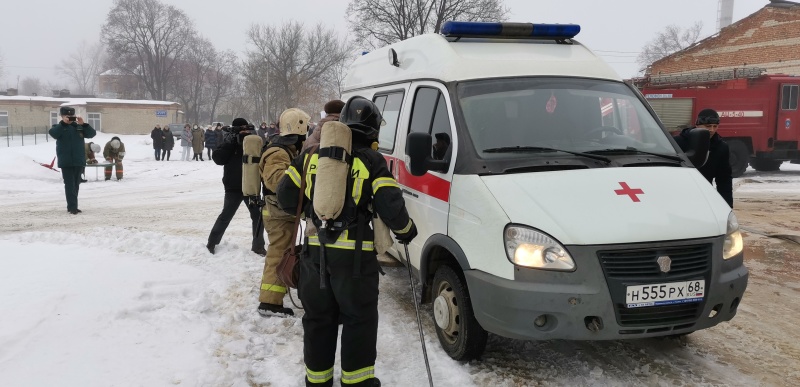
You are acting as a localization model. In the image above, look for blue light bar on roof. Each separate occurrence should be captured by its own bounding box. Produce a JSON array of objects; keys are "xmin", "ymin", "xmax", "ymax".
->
[{"xmin": 441, "ymin": 21, "xmax": 580, "ymax": 39}]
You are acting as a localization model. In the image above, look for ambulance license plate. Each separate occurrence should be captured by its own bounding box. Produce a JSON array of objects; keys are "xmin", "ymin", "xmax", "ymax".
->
[{"xmin": 625, "ymin": 280, "xmax": 705, "ymax": 308}]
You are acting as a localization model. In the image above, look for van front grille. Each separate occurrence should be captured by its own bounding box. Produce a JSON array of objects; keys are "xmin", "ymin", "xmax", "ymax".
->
[
  {"xmin": 598, "ymin": 244, "xmax": 711, "ymax": 280},
  {"xmin": 616, "ymin": 302, "xmax": 700, "ymax": 326}
]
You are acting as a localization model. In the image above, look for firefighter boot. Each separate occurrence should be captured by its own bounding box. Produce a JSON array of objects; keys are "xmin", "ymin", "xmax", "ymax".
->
[{"xmin": 257, "ymin": 302, "xmax": 294, "ymax": 317}]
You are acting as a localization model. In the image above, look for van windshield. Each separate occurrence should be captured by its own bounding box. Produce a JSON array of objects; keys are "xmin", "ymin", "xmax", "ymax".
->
[{"xmin": 456, "ymin": 78, "xmax": 676, "ymax": 161}]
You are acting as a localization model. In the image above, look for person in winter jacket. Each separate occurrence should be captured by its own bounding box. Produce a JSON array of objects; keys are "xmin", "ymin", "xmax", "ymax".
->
[
  {"xmin": 191, "ymin": 124, "xmax": 205, "ymax": 161},
  {"xmin": 103, "ymin": 137, "xmax": 126, "ymax": 180},
  {"xmin": 303, "ymin": 99, "xmax": 344, "ymax": 151},
  {"xmin": 151, "ymin": 124, "xmax": 164, "ymax": 160},
  {"xmin": 49, "ymin": 106, "xmax": 97, "ymax": 214},
  {"xmin": 181, "ymin": 124, "xmax": 193, "ymax": 161},
  {"xmin": 267, "ymin": 122, "xmax": 279, "ymax": 139},
  {"xmin": 80, "ymin": 142, "xmax": 101, "ymax": 182},
  {"xmin": 673, "ymin": 108, "xmax": 733, "ymax": 207},
  {"xmin": 257, "ymin": 122, "xmax": 269, "ymax": 143},
  {"xmin": 205, "ymin": 124, "xmax": 220, "ymax": 160},
  {"xmin": 206, "ymin": 118, "xmax": 266, "ymax": 255},
  {"xmin": 256, "ymin": 108, "xmax": 310, "ymax": 318},
  {"xmin": 161, "ymin": 126, "xmax": 175, "ymax": 161},
  {"xmin": 276, "ymin": 97, "xmax": 417, "ymax": 387}
]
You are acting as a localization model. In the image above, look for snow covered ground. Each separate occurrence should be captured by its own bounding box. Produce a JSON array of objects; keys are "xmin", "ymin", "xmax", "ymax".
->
[{"xmin": 1, "ymin": 134, "xmax": 799, "ymax": 386}]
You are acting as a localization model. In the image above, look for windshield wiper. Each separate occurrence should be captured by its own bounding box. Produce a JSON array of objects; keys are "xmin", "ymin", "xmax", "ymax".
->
[
  {"xmin": 482, "ymin": 146, "xmax": 611, "ymax": 164},
  {"xmin": 584, "ymin": 147, "xmax": 684, "ymax": 162}
]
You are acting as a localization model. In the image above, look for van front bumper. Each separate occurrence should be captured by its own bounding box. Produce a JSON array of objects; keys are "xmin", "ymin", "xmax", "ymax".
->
[{"xmin": 464, "ymin": 237, "xmax": 748, "ymax": 340}]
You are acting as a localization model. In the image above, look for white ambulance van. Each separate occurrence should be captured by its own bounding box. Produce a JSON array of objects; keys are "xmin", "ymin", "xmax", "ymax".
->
[{"xmin": 341, "ymin": 21, "xmax": 748, "ymax": 360}]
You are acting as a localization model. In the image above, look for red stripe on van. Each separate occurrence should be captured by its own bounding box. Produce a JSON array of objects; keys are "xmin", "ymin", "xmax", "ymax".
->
[{"xmin": 397, "ymin": 160, "xmax": 451, "ymax": 203}]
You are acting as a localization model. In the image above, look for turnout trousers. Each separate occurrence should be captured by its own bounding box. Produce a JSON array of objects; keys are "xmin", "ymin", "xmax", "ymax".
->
[
  {"xmin": 104, "ymin": 156, "xmax": 123, "ymax": 180},
  {"xmin": 61, "ymin": 167, "xmax": 82, "ymax": 212},
  {"xmin": 299, "ymin": 246, "xmax": 380, "ymax": 386},
  {"xmin": 259, "ymin": 201, "xmax": 295, "ymax": 304}
]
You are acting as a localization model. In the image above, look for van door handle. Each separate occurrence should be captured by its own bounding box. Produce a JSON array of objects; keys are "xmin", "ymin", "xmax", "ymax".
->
[{"xmin": 389, "ymin": 159, "xmax": 395, "ymax": 177}]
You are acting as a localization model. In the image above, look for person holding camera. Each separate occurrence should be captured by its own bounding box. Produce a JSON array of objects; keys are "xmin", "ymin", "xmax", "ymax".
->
[
  {"xmin": 49, "ymin": 106, "xmax": 97, "ymax": 214},
  {"xmin": 206, "ymin": 118, "xmax": 266, "ymax": 255}
]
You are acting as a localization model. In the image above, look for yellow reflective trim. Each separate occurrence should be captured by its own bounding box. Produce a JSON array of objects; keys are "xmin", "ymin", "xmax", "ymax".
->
[
  {"xmin": 372, "ymin": 177, "xmax": 399, "ymax": 194},
  {"xmin": 260, "ymin": 283, "xmax": 287, "ymax": 294},
  {"xmin": 351, "ymin": 158, "xmax": 370, "ymax": 179},
  {"xmin": 393, "ymin": 219, "xmax": 413, "ymax": 234},
  {"xmin": 285, "ymin": 166, "xmax": 301, "ymax": 187},
  {"xmin": 308, "ymin": 236, "xmax": 374, "ymax": 251},
  {"xmin": 305, "ymin": 154, "xmax": 319, "ymax": 198},
  {"xmin": 341, "ymin": 366, "xmax": 375, "ymax": 384},
  {"xmin": 352, "ymin": 177, "xmax": 364, "ymax": 205},
  {"xmin": 306, "ymin": 366, "xmax": 334, "ymax": 384},
  {"xmin": 262, "ymin": 208, "xmax": 269, "ymax": 216}
]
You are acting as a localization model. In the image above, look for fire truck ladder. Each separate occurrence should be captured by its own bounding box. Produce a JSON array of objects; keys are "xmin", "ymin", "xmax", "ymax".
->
[{"xmin": 645, "ymin": 67, "xmax": 766, "ymax": 87}]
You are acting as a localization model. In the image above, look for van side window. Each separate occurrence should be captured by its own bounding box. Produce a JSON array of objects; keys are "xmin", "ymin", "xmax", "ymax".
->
[
  {"xmin": 372, "ymin": 91, "xmax": 404, "ymax": 152},
  {"xmin": 782, "ymin": 85, "xmax": 799, "ymax": 110},
  {"xmin": 410, "ymin": 87, "xmax": 453, "ymax": 166}
]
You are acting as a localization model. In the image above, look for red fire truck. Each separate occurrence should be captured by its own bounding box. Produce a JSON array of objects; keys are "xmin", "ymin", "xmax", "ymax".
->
[{"xmin": 638, "ymin": 68, "xmax": 800, "ymax": 177}]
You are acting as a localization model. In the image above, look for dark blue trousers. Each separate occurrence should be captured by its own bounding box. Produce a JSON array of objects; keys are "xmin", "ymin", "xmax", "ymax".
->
[{"xmin": 61, "ymin": 167, "xmax": 82, "ymax": 212}]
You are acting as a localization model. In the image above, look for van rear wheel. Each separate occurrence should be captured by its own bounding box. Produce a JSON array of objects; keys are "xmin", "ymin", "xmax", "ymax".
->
[
  {"xmin": 749, "ymin": 157, "xmax": 782, "ymax": 172},
  {"xmin": 432, "ymin": 264, "xmax": 488, "ymax": 361}
]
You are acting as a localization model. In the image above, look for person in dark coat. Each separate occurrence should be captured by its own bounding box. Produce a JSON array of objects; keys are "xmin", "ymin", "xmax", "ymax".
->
[
  {"xmin": 161, "ymin": 126, "xmax": 174, "ymax": 161},
  {"xmin": 49, "ymin": 106, "xmax": 97, "ymax": 214},
  {"xmin": 205, "ymin": 124, "xmax": 220, "ymax": 160},
  {"xmin": 206, "ymin": 118, "xmax": 266, "ymax": 255},
  {"xmin": 151, "ymin": 124, "xmax": 164, "ymax": 160},
  {"xmin": 674, "ymin": 108, "xmax": 733, "ymax": 207}
]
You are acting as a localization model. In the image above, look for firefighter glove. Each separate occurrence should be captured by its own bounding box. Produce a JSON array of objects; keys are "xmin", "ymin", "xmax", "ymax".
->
[{"xmin": 396, "ymin": 222, "xmax": 418, "ymax": 244}]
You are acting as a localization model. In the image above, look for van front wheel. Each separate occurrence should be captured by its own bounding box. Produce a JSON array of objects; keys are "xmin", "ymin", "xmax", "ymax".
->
[{"xmin": 431, "ymin": 265, "xmax": 488, "ymax": 361}]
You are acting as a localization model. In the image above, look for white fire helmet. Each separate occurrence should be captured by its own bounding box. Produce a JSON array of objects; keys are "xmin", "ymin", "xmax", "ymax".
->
[
  {"xmin": 90, "ymin": 143, "xmax": 101, "ymax": 153},
  {"xmin": 110, "ymin": 139, "xmax": 121, "ymax": 149},
  {"xmin": 279, "ymin": 108, "xmax": 310, "ymax": 136}
]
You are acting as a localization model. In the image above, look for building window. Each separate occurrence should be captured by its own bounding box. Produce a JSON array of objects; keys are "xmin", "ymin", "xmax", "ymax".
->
[
  {"xmin": 88, "ymin": 113, "xmax": 101, "ymax": 131},
  {"xmin": 782, "ymin": 85, "xmax": 799, "ymax": 110},
  {"xmin": 0, "ymin": 111, "xmax": 8, "ymax": 128},
  {"xmin": 51, "ymin": 111, "xmax": 59, "ymax": 126}
]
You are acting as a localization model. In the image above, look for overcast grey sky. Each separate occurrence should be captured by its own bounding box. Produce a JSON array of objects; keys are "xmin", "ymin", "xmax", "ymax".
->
[{"xmin": 0, "ymin": 0, "xmax": 771, "ymax": 89}]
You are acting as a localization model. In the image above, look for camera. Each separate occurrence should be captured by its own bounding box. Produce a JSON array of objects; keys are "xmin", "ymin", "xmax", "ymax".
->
[{"xmin": 68, "ymin": 116, "xmax": 77, "ymax": 122}]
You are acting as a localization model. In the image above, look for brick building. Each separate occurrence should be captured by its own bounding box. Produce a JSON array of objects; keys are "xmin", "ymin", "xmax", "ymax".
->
[
  {"xmin": 648, "ymin": 0, "xmax": 800, "ymax": 77},
  {"xmin": 0, "ymin": 95, "xmax": 182, "ymax": 135}
]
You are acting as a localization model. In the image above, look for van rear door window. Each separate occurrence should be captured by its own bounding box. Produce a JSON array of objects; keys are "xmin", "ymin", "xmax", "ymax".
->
[{"xmin": 372, "ymin": 91, "xmax": 404, "ymax": 152}]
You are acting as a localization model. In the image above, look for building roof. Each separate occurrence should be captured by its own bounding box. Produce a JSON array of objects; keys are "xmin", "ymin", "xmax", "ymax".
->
[
  {"xmin": 0, "ymin": 95, "xmax": 179, "ymax": 106},
  {"xmin": 343, "ymin": 34, "xmax": 620, "ymax": 91},
  {"xmin": 650, "ymin": 1, "xmax": 800, "ymax": 75}
]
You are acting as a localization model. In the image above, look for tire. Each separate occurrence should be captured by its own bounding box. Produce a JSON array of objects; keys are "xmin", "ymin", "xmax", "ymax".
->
[
  {"xmin": 431, "ymin": 264, "xmax": 488, "ymax": 361},
  {"xmin": 749, "ymin": 157, "xmax": 782, "ymax": 172},
  {"xmin": 727, "ymin": 140, "xmax": 749, "ymax": 178}
]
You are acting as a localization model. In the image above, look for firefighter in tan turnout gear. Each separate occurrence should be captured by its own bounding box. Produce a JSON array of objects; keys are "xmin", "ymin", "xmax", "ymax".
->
[
  {"xmin": 276, "ymin": 96, "xmax": 417, "ymax": 387},
  {"xmin": 256, "ymin": 108, "xmax": 311, "ymax": 317},
  {"xmin": 103, "ymin": 137, "xmax": 125, "ymax": 180}
]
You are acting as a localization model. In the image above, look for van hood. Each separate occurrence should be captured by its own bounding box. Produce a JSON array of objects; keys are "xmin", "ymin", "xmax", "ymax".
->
[{"xmin": 480, "ymin": 167, "xmax": 730, "ymax": 245}]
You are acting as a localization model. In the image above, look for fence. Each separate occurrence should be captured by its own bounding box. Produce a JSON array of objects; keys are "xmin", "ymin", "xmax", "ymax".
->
[{"xmin": 1, "ymin": 126, "xmax": 52, "ymax": 148}]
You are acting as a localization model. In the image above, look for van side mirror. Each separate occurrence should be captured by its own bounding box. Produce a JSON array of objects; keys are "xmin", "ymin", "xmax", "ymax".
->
[
  {"xmin": 406, "ymin": 132, "xmax": 449, "ymax": 176},
  {"xmin": 684, "ymin": 128, "xmax": 711, "ymax": 167}
]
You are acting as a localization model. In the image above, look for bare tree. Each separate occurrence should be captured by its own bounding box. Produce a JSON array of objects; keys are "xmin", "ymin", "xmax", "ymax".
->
[
  {"xmin": 637, "ymin": 22, "xmax": 704, "ymax": 73},
  {"xmin": 19, "ymin": 77, "xmax": 45, "ymax": 96},
  {"xmin": 245, "ymin": 22, "xmax": 353, "ymax": 122},
  {"xmin": 206, "ymin": 50, "xmax": 238, "ymax": 124},
  {"xmin": 172, "ymin": 36, "xmax": 216, "ymax": 123},
  {"xmin": 56, "ymin": 41, "xmax": 107, "ymax": 95},
  {"xmin": 346, "ymin": 0, "xmax": 509, "ymax": 49},
  {"xmin": 102, "ymin": 0, "xmax": 194, "ymax": 100}
]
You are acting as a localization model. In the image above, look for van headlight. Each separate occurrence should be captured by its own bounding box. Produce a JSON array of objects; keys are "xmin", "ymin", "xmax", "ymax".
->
[
  {"xmin": 504, "ymin": 225, "xmax": 575, "ymax": 271},
  {"xmin": 723, "ymin": 212, "xmax": 744, "ymax": 260}
]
